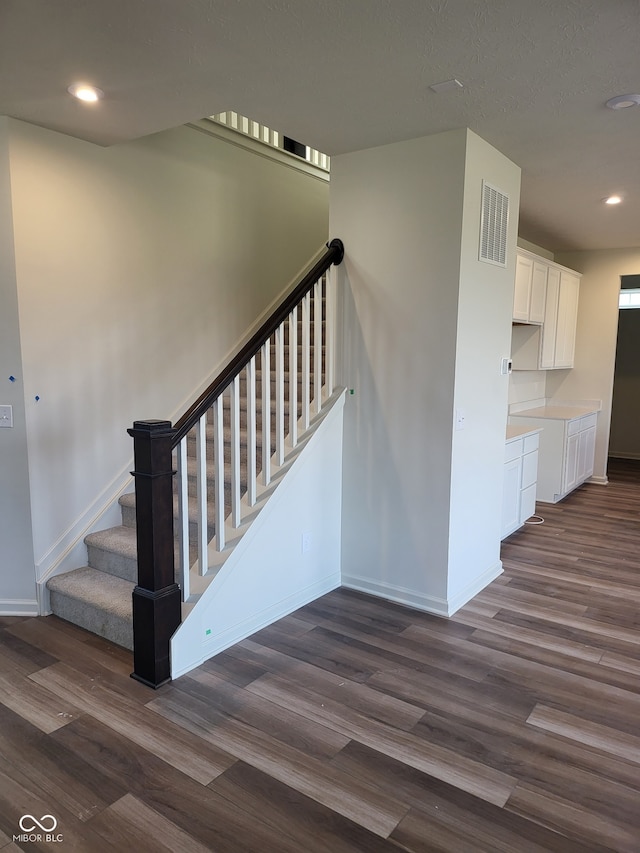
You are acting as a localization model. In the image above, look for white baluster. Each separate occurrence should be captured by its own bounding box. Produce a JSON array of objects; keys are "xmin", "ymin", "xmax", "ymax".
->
[
  {"xmin": 261, "ymin": 340, "xmax": 271, "ymax": 486},
  {"xmin": 213, "ymin": 395, "xmax": 225, "ymax": 551},
  {"xmin": 289, "ymin": 306, "xmax": 298, "ymax": 448},
  {"xmin": 177, "ymin": 437, "xmax": 189, "ymax": 600},
  {"xmin": 196, "ymin": 413, "xmax": 208, "ymax": 576},
  {"xmin": 314, "ymin": 277, "xmax": 322, "ymax": 413},
  {"xmin": 301, "ymin": 292, "xmax": 311, "ymax": 430},
  {"xmin": 230, "ymin": 374, "xmax": 241, "ymax": 528},
  {"xmin": 326, "ymin": 266, "xmax": 335, "ymax": 396},
  {"xmin": 275, "ymin": 322, "xmax": 285, "ymax": 466},
  {"xmin": 247, "ymin": 356, "xmax": 257, "ymax": 506}
]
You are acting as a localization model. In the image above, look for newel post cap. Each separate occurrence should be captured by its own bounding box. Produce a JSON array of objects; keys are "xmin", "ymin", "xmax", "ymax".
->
[{"xmin": 128, "ymin": 419, "xmax": 174, "ymax": 439}]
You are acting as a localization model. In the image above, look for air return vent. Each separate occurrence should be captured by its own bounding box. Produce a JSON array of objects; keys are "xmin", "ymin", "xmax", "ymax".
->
[{"xmin": 479, "ymin": 180, "xmax": 509, "ymax": 267}]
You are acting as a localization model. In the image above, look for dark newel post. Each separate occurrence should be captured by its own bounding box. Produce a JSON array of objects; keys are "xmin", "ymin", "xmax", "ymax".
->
[{"xmin": 127, "ymin": 419, "xmax": 181, "ymax": 688}]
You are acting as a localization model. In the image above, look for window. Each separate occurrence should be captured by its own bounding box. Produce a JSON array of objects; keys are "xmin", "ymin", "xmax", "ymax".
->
[{"xmin": 618, "ymin": 288, "xmax": 640, "ymax": 309}]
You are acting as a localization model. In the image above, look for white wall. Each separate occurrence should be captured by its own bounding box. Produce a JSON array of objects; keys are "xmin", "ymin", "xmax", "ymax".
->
[
  {"xmin": 331, "ymin": 130, "xmax": 463, "ymax": 609},
  {"xmin": 550, "ymin": 248, "xmax": 640, "ymax": 479},
  {"xmin": 331, "ymin": 128, "xmax": 520, "ymax": 615},
  {"xmin": 0, "ymin": 118, "xmax": 36, "ymax": 612},
  {"xmin": 448, "ymin": 131, "xmax": 521, "ymax": 604},
  {"xmin": 4, "ymin": 117, "xmax": 329, "ymax": 599}
]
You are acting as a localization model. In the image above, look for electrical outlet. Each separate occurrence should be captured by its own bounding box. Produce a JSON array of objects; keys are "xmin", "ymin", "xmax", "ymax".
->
[
  {"xmin": 500, "ymin": 357, "xmax": 512, "ymax": 375},
  {"xmin": 0, "ymin": 405, "xmax": 13, "ymax": 428}
]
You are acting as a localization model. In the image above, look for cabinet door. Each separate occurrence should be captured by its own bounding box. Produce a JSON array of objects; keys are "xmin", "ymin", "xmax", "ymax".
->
[
  {"xmin": 529, "ymin": 261, "xmax": 547, "ymax": 324},
  {"xmin": 502, "ymin": 458, "xmax": 521, "ymax": 538},
  {"xmin": 555, "ymin": 272, "xmax": 580, "ymax": 368},
  {"xmin": 581, "ymin": 425, "xmax": 596, "ymax": 481},
  {"xmin": 585, "ymin": 427, "xmax": 596, "ymax": 478},
  {"xmin": 513, "ymin": 255, "xmax": 533, "ymax": 322},
  {"xmin": 563, "ymin": 431, "xmax": 579, "ymax": 494},
  {"xmin": 540, "ymin": 267, "xmax": 560, "ymax": 369}
]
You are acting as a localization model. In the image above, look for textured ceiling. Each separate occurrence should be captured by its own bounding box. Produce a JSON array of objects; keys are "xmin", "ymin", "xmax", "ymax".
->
[{"xmin": 1, "ymin": 0, "xmax": 639, "ymax": 251}]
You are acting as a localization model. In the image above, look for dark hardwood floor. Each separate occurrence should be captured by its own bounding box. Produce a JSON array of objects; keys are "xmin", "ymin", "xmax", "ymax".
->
[{"xmin": 1, "ymin": 459, "xmax": 639, "ymax": 851}]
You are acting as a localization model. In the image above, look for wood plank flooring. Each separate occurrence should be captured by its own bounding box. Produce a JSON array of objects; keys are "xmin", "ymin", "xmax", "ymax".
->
[{"xmin": 1, "ymin": 458, "xmax": 639, "ymax": 851}]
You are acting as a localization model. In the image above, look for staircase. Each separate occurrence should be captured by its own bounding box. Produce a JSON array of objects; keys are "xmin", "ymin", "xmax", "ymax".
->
[{"xmin": 46, "ymin": 241, "xmax": 343, "ymax": 675}]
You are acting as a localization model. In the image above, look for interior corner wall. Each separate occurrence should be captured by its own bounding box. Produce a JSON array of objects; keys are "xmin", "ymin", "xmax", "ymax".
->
[
  {"xmin": 6, "ymin": 117, "xmax": 329, "ymax": 586},
  {"xmin": 550, "ymin": 248, "xmax": 640, "ymax": 478},
  {"xmin": 448, "ymin": 130, "xmax": 521, "ymax": 605},
  {"xmin": 330, "ymin": 129, "xmax": 466, "ymax": 612},
  {"xmin": 0, "ymin": 117, "xmax": 36, "ymax": 611}
]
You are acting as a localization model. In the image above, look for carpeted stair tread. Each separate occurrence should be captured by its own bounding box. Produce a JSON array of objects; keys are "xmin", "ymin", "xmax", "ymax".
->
[
  {"xmin": 85, "ymin": 525, "xmax": 138, "ymax": 581},
  {"xmin": 47, "ymin": 567, "xmax": 134, "ymax": 650}
]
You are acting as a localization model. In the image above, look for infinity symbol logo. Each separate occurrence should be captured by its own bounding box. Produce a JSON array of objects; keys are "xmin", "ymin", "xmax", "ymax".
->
[{"xmin": 19, "ymin": 815, "xmax": 58, "ymax": 832}]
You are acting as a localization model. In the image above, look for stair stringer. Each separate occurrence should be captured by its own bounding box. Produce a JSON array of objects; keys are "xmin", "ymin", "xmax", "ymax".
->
[{"xmin": 170, "ymin": 389, "xmax": 346, "ymax": 680}]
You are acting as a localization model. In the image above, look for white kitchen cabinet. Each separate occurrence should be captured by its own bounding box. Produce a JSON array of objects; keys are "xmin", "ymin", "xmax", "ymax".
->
[
  {"xmin": 512, "ymin": 254, "xmax": 546, "ymax": 324},
  {"xmin": 513, "ymin": 254, "xmax": 533, "ymax": 322},
  {"xmin": 539, "ymin": 266, "xmax": 560, "ymax": 369},
  {"xmin": 502, "ymin": 457, "xmax": 521, "ymax": 537},
  {"xmin": 511, "ymin": 251, "xmax": 580, "ymax": 370},
  {"xmin": 529, "ymin": 261, "xmax": 548, "ymax": 324},
  {"xmin": 508, "ymin": 408, "xmax": 597, "ymax": 503},
  {"xmin": 502, "ymin": 430, "xmax": 540, "ymax": 539},
  {"xmin": 554, "ymin": 271, "xmax": 580, "ymax": 368}
]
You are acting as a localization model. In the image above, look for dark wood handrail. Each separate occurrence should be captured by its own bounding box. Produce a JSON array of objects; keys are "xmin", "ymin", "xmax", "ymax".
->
[{"xmin": 172, "ymin": 238, "xmax": 344, "ymax": 446}]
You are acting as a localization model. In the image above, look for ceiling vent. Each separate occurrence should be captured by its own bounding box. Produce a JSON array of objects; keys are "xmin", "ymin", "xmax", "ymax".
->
[{"xmin": 479, "ymin": 181, "xmax": 509, "ymax": 267}]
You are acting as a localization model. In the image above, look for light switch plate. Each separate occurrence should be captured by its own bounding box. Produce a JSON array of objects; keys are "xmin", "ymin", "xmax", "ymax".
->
[{"xmin": 0, "ymin": 405, "xmax": 13, "ymax": 428}]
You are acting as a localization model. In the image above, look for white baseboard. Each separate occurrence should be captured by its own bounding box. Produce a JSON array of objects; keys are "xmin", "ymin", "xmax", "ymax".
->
[
  {"xmin": 0, "ymin": 599, "xmax": 39, "ymax": 616},
  {"xmin": 342, "ymin": 575, "xmax": 451, "ymax": 617},
  {"xmin": 588, "ymin": 475, "xmax": 609, "ymax": 485},
  {"xmin": 342, "ymin": 561, "xmax": 503, "ymax": 619}
]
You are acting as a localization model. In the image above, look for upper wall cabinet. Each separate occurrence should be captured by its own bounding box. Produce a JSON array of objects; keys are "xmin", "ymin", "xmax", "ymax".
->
[
  {"xmin": 511, "ymin": 250, "xmax": 581, "ymax": 370},
  {"xmin": 513, "ymin": 254, "xmax": 547, "ymax": 324}
]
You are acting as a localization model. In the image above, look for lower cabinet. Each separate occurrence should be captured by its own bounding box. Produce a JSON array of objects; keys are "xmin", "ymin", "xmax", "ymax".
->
[
  {"xmin": 565, "ymin": 416, "xmax": 596, "ymax": 493},
  {"xmin": 502, "ymin": 432, "xmax": 539, "ymax": 539},
  {"xmin": 508, "ymin": 411, "xmax": 597, "ymax": 503}
]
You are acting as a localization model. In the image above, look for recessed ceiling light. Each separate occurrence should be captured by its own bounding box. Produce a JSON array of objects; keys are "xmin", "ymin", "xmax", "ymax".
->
[
  {"xmin": 604, "ymin": 195, "xmax": 622, "ymax": 205},
  {"xmin": 67, "ymin": 83, "xmax": 104, "ymax": 103},
  {"xmin": 605, "ymin": 94, "xmax": 640, "ymax": 110}
]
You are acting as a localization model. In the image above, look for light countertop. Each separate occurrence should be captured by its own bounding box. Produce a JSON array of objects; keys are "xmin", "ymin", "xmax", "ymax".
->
[
  {"xmin": 510, "ymin": 404, "xmax": 599, "ymax": 421},
  {"xmin": 506, "ymin": 424, "xmax": 543, "ymax": 441}
]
